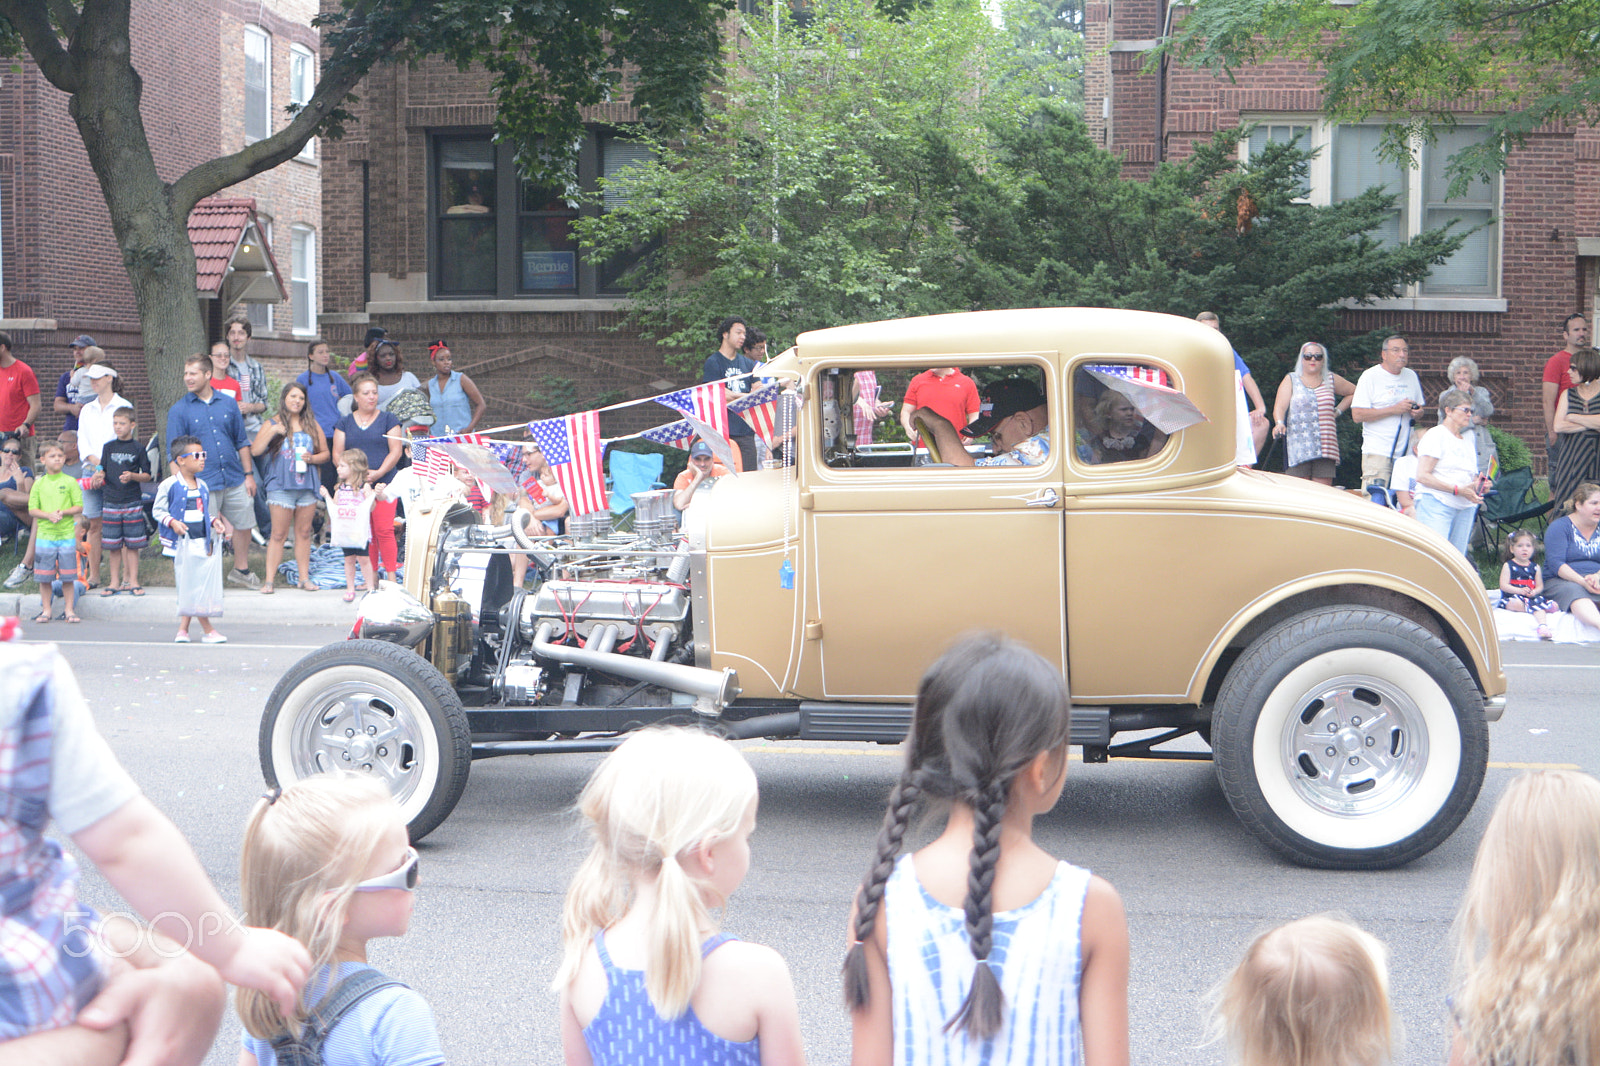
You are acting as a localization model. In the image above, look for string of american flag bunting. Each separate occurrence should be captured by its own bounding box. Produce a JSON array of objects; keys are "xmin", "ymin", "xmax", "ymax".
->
[{"xmin": 407, "ymin": 370, "xmax": 799, "ymax": 520}]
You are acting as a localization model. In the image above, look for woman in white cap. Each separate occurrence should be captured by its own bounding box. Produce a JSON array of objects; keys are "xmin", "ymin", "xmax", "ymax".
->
[{"xmin": 75, "ymin": 354, "xmax": 131, "ymax": 589}]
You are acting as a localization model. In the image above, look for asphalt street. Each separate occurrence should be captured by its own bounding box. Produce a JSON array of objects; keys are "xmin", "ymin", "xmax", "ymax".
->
[{"xmin": 31, "ymin": 621, "xmax": 1600, "ymax": 1065}]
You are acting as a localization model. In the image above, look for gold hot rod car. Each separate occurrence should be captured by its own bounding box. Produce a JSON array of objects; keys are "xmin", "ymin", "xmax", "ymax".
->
[{"xmin": 262, "ymin": 308, "xmax": 1507, "ymax": 869}]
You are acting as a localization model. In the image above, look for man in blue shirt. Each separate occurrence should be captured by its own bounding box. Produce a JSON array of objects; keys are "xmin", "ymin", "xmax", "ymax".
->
[{"xmin": 165, "ymin": 353, "xmax": 260, "ymax": 587}]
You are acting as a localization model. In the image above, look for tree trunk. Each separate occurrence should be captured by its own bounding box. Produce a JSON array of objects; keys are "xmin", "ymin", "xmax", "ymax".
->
[{"xmin": 66, "ymin": 2, "xmax": 207, "ymax": 433}]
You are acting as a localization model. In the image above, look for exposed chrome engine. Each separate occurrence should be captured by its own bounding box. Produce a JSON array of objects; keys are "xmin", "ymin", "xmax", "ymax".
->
[{"xmin": 356, "ymin": 492, "xmax": 738, "ymax": 716}]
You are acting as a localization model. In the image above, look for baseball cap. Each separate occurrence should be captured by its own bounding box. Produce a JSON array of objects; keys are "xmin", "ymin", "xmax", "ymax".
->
[
  {"xmin": 70, "ymin": 334, "xmax": 96, "ymax": 348},
  {"xmin": 83, "ymin": 365, "xmax": 116, "ymax": 380},
  {"xmin": 962, "ymin": 379, "xmax": 1047, "ymax": 438},
  {"xmin": 689, "ymin": 440, "xmax": 715, "ymax": 458}
]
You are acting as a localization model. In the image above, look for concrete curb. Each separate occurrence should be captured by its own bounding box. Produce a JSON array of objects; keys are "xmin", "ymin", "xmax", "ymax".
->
[{"xmin": 0, "ymin": 584, "xmax": 362, "ymax": 624}]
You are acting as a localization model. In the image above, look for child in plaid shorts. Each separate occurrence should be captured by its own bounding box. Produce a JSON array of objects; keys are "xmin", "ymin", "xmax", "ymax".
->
[{"xmin": 0, "ymin": 636, "xmax": 311, "ymax": 1044}]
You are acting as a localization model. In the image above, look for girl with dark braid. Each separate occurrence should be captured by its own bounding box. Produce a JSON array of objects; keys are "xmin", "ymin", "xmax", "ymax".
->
[{"xmin": 843, "ymin": 634, "xmax": 1129, "ymax": 1065}]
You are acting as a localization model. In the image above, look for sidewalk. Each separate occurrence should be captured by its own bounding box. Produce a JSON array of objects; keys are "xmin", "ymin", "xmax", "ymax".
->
[{"xmin": 0, "ymin": 583, "xmax": 362, "ymax": 625}]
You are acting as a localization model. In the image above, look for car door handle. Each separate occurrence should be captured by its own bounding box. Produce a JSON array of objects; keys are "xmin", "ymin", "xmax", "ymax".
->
[{"xmin": 1026, "ymin": 489, "xmax": 1060, "ymax": 508}]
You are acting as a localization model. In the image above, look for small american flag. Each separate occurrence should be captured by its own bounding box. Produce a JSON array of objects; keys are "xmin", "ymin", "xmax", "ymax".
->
[
  {"xmin": 1087, "ymin": 364, "xmax": 1170, "ymax": 388},
  {"xmin": 641, "ymin": 419, "xmax": 696, "ymax": 450},
  {"xmin": 525, "ymin": 413, "xmax": 607, "ymax": 516},
  {"xmin": 729, "ymin": 382, "xmax": 784, "ymax": 447},
  {"xmin": 656, "ymin": 382, "xmax": 728, "ymax": 439},
  {"xmin": 410, "ymin": 440, "xmax": 452, "ymax": 486}
]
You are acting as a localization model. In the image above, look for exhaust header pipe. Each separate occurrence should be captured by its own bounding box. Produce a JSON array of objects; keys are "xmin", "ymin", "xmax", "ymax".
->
[{"xmin": 530, "ymin": 623, "xmax": 739, "ymax": 715}]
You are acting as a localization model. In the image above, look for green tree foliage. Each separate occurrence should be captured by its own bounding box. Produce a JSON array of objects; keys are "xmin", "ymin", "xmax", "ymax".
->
[
  {"xmin": 1165, "ymin": 0, "xmax": 1600, "ymax": 191},
  {"xmin": 0, "ymin": 0, "xmax": 730, "ymax": 419},
  {"xmin": 575, "ymin": 0, "xmax": 1044, "ymax": 371},
  {"xmin": 931, "ymin": 106, "xmax": 1470, "ymax": 389},
  {"xmin": 1000, "ymin": 0, "xmax": 1085, "ymax": 114}
]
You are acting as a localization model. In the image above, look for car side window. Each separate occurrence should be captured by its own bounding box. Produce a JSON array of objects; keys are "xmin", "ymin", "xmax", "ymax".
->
[
  {"xmin": 819, "ymin": 364, "xmax": 1049, "ymax": 469},
  {"xmin": 1072, "ymin": 363, "xmax": 1173, "ymax": 465}
]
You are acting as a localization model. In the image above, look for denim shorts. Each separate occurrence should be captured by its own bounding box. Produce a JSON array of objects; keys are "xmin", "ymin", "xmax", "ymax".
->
[
  {"xmin": 267, "ymin": 489, "xmax": 318, "ymax": 509},
  {"xmin": 80, "ymin": 487, "xmax": 102, "ymax": 520},
  {"xmin": 32, "ymin": 538, "xmax": 78, "ymax": 580}
]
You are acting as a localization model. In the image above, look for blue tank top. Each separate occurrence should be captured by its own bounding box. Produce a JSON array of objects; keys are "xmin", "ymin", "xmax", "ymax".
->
[
  {"xmin": 582, "ymin": 929, "xmax": 762, "ymax": 1066},
  {"xmin": 427, "ymin": 372, "xmax": 473, "ymax": 435}
]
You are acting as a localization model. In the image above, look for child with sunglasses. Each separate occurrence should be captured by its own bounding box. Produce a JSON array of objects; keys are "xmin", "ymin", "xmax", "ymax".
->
[
  {"xmin": 238, "ymin": 775, "xmax": 443, "ymax": 1066},
  {"xmin": 152, "ymin": 435, "xmax": 231, "ymax": 643}
]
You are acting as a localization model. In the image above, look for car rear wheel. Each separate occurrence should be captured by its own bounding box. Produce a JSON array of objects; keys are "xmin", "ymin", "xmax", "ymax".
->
[
  {"xmin": 260, "ymin": 639, "xmax": 472, "ymax": 841},
  {"xmin": 1212, "ymin": 607, "xmax": 1488, "ymax": 870}
]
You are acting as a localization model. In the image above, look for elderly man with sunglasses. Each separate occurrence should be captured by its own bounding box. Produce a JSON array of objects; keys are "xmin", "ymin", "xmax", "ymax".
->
[{"xmin": 1351, "ymin": 336, "xmax": 1425, "ymax": 491}]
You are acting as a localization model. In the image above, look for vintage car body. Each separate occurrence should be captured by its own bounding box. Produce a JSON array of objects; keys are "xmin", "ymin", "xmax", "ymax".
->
[{"xmin": 263, "ymin": 307, "xmax": 1506, "ymax": 869}]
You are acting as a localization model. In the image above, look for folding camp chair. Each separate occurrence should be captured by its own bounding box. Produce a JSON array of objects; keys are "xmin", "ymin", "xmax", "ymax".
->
[
  {"xmin": 1473, "ymin": 466, "xmax": 1553, "ymax": 557},
  {"xmin": 608, "ymin": 450, "xmax": 666, "ymax": 514}
]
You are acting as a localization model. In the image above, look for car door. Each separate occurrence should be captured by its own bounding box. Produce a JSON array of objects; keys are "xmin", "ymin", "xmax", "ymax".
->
[{"xmin": 800, "ymin": 358, "xmax": 1067, "ymax": 700}]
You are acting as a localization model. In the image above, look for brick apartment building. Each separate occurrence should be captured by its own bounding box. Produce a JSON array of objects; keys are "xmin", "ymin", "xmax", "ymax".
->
[
  {"xmin": 1086, "ymin": 0, "xmax": 1600, "ymax": 465},
  {"xmin": 0, "ymin": 0, "xmax": 321, "ymax": 433},
  {"xmin": 316, "ymin": 46, "xmax": 686, "ymax": 436}
]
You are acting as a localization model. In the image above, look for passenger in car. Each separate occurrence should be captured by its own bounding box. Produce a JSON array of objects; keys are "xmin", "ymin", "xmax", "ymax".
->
[
  {"xmin": 1087, "ymin": 392, "xmax": 1166, "ymax": 464},
  {"xmin": 913, "ymin": 380, "xmax": 1051, "ymax": 468},
  {"xmin": 672, "ymin": 440, "xmax": 730, "ymax": 511}
]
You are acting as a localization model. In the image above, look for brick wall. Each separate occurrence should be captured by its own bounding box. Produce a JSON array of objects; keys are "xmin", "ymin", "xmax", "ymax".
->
[
  {"xmin": 317, "ymin": 13, "xmax": 699, "ymax": 427},
  {"xmin": 0, "ymin": 0, "xmax": 321, "ymax": 438},
  {"xmin": 1083, "ymin": 0, "xmax": 1600, "ymax": 470}
]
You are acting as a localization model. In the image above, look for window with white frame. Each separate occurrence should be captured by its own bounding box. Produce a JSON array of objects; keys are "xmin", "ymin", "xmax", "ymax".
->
[
  {"xmin": 290, "ymin": 45, "xmax": 315, "ymax": 160},
  {"xmin": 244, "ymin": 26, "xmax": 271, "ymax": 144},
  {"xmin": 291, "ymin": 226, "xmax": 316, "ymax": 334},
  {"xmin": 1242, "ymin": 118, "xmax": 1501, "ymax": 298}
]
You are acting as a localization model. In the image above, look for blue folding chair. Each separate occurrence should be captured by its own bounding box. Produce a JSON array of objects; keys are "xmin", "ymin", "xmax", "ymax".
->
[{"xmin": 608, "ymin": 450, "xmax": 666, "ymax": 514}]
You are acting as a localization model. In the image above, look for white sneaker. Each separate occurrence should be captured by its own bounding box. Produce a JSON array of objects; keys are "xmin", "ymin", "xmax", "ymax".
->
[
  {"xmin": 200, "ymin": 631, "xmax": 228, "ymax": 644},
  {"xmin": 3, "ymin": 562, "xmax": 28, "ymax": 589},
  {"xmin": 174, "ymin": 629, "xmax": 191, "ymax": 643}
]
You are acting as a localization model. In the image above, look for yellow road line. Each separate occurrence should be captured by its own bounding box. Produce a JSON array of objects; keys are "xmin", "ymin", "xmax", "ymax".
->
[
  {"xmin": 739, "ymin": 745, "xmax": 1093, "ymax": 761},
  {"xmin": 740, "ymin": 746, "xmax": 1582, "ymax": 772},
  {"xmin": 1488, "ymin": 761, "xmax": 1582, "ymax": 770}
]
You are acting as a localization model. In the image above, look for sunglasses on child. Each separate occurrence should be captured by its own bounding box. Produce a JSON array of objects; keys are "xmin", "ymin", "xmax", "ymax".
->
[
  {"xmin": 354, "ymin": 846, "xmax": 420, "ymax": 892},
  {"xmin": 179, "ymin": 450, "xmax": 206, "ymax": 461}
]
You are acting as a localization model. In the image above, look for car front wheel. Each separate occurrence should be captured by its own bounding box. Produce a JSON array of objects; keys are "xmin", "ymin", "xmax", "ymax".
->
[
  {"xmin": 260, "ymin": 639, "xmax": 472, "ymax": 841},
  {"xmin": 1212, "ymin": 607, "xmax": 1488, "ymax": 870}
]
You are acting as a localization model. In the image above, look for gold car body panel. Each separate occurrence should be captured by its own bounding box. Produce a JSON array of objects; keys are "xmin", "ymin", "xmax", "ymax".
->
[{"xmin": 551, "ymin": 308, "xmax": 1504, "ymax": 710}]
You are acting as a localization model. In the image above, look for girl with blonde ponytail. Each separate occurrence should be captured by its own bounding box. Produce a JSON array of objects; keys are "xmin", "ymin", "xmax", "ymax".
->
[
  {"xmin": 843, "ymin": 633, "xmax": 1130, "ymax": 1066},
  {"xmin": 238, "ymin": 774, "xmax": 442, "ymax": 1065},
  {"xmin": 555, "ymin": 726, "xmax": 805, "ymax": 1066}
]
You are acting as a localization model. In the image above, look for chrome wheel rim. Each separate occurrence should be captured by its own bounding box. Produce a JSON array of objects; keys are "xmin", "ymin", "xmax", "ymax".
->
[
  {"xmin": 1279, "ymin": 673, "xmax": 1429, "ymax": 818},
  {"xmin": 287, "ymin": 680, "xmax": 432, "ymax": 807}
]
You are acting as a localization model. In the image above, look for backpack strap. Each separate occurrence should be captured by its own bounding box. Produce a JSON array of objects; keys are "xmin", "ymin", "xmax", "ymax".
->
[{"xmin": 269, "ymin": 967, "xmax": 408, "ymax": 1064}]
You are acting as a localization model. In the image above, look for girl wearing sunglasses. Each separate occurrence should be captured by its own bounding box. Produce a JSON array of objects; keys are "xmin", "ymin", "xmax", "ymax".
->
[{"xmin": 237, "ymin": 775, "xmax": 443, "ymax": 1066}]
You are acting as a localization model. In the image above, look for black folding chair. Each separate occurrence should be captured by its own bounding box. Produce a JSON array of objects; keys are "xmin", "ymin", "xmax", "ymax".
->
[{"xmin": 1473, "ymin": 466, "xmax": 1553, "ymax": 557}]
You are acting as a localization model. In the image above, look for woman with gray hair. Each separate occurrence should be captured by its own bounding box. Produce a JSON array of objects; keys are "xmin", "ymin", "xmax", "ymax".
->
[
  {"xmin": 1437, "ymin": 356, "xmax": 1496, "ymax": 475},
  {"xmin": 1414, "ymin": 388, "xmax": 1487, "ymax": 554},
  {"xmin": 1271, "ymin": 341, "xmax": 1355, "ymax": 484}
]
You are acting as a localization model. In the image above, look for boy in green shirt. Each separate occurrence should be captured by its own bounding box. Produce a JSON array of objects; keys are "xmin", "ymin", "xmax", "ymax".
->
[{"xmin": 28, "ymin": 441, "xmax": 83, "ymax": 622}]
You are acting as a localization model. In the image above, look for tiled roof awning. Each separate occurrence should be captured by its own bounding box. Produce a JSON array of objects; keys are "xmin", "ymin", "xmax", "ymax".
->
[{"xmin": 189, "ymin": 196, "xmax": 287, "ymax": 306}]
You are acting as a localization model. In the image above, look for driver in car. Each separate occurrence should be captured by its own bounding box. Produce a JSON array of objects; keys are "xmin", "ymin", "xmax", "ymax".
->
[{"xmin": 912, "ymin": 379, "xmax": 1050, "ymax": 467}]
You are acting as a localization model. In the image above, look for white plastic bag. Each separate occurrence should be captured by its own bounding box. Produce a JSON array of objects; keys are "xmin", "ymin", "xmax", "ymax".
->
[{"xmin": 174, "ymin": 541, "xmax": 224, "ymax": 617}]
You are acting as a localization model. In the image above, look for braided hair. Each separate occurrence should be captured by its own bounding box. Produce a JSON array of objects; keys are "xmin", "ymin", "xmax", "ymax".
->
[{"xmin": 843, "ymin": 633, "xmax": 1071, "ymax": 1040}]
